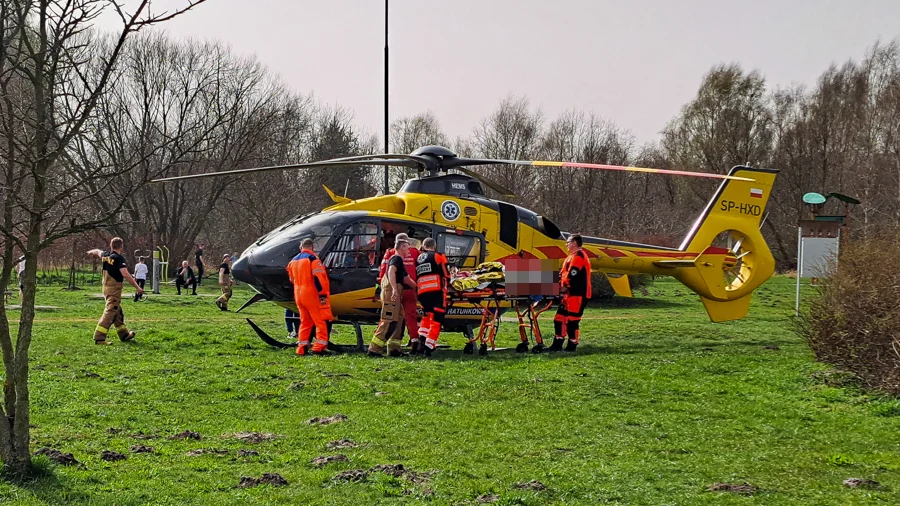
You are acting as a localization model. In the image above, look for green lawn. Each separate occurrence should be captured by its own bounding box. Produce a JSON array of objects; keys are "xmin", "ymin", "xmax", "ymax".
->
[{"xmin": 1, "ymin": 276, "xmax": 898, "ymax": 505}]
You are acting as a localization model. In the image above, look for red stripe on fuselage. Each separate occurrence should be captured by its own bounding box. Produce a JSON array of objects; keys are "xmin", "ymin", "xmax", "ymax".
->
[
  {"xmin": 633, "ymin": 251, "xmax": 695, "ymax": 258},
  {"xmin": 537, "ymin": 246, "xmax": 568, "ymax": 259}
]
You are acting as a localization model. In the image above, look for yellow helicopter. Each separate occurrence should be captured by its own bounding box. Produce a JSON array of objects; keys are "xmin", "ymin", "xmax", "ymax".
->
[{"xmin": 155, "ymin": 145, "xmax": 777, "ymax": 349}]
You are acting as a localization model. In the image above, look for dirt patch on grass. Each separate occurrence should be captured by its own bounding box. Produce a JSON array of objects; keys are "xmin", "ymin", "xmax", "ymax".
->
[
  {"xmin": 237, "ymin": 449, "xmax": 259, "ymax": 457},
  {"xmin": 308, "ymin": 414, "xmax": 348, "ymax": 426},
  {"xmin": 326, "ymin": 439, "xmax": 359, "ymax": 450},
  {"xmin": 515, "ymin": 480, "xmax": 547, "ymax": 491},
  {"xmin": 168, "ymin": 430, "xmax": 202, "ymax": 440},
  {"xmin": 186, "ymin": 448, "xmax": 229, "ymax": 457},
  {"xmin": 238, "ymin": 473, "xmax": 288, "ymax": 488},
  {"xmin": 34, "ymin": 448, "xmax": 79, "ymax": 466},
  {"xmin": 130, "ymin": 432, "xmax": 158, "ymax": 440},
  {"xmin": 372, "ymin": 464, "xmax": 406, "ymax": 477},
  {"xmin": 130, "ymin": 445, "xmax": 155, "ymax": 454},
  {"xmin": 322, "ymin": 372, "xmax": 352, "ymax": 378},
  {"xmin": 333, "ymin": 469, "xmax": 369, "ymax": 482},
  {"xmin": 311, "ymin": 454, "xmax": 349, "ymax": 467},
  {"xmin": 369, "ymin": 464, "xmax": 434, "ymax": 485},
  {"xmin": 100, "ymin": 450, "xmax": 127, "ymax": 462},
  {"xmin": 223, "ymin": 432, "xmax": 281, "ymax": 443},
  {"xmin": 844, "ymin": 478, "xmax": 880, "ymax": 489},
  {"xmin": 706, "ymin": 482, "xmax": 755, "ymax": 495},
  {"xmin": 476, "ymin": 494, "xmax": 499, "ymax": 503}
]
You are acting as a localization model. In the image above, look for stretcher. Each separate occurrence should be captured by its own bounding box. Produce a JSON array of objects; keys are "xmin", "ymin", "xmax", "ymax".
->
[{"xmin": 447, "ymin": 283, "xmax": 558, "ymax": 355}]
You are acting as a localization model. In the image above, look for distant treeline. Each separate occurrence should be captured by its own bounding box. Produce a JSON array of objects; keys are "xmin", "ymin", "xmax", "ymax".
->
[{"xmin": 19, "ymin": 33, "xmax": 900, "ymax": 270}]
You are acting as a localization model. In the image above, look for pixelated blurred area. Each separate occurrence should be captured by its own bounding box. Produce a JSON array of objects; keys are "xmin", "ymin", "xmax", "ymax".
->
[{"xmin": 504, "ymin": 258, "xmax": 560, "ymax": 296}]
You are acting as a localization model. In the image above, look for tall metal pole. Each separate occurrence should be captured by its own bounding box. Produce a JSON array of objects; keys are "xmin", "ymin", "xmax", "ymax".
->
[
  {"xmin": 795, "ymin": 225, "xmax": 802, "ymax": 316},
  {"xmin": 383, "ymin": 0, "xmax": 389, "ymax": 194}
]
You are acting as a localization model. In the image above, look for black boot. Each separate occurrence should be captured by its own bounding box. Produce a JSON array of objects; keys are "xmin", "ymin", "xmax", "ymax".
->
[
  {"xmin": 564, "ymin": 340, "xmax": 578, "ymax": 353},
  {"xmin": 424, "ymin": 345, "xmax": 434, "ymax": 357},
  {"xmin": 547, "ymin": 338, "xmax": 564, "ymax": 352}
]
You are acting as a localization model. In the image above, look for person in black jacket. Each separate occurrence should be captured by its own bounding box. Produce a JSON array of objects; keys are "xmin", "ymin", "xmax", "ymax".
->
[
  {"xmin": 175, "ymin": 260, "xmax": 197, "ymax": 295},
  {"xmin": 195, "ymin": 244, "xmax": 205, "ymax": 285}
]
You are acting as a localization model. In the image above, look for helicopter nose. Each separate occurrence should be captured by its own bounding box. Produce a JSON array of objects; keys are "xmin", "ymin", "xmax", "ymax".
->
[{"xmin": 232, "ymin": 255, "xmax": 254, "ymax": 285}]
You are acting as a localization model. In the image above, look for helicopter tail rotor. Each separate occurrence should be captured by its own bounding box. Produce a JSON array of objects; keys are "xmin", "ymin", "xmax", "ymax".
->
[{"xmin": 667, "ymin": 166, "xmax": 778, "ymax": 322}]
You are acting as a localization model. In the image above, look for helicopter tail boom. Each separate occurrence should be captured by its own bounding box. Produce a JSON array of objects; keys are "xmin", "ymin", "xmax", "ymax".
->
[{"xmin": 671, "ymin": 166, "xmax": 778, "ymax": 321}]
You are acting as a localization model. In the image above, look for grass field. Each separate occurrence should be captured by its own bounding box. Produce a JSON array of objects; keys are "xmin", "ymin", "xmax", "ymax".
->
[{"xmin": 1, "ymin": 276, "xmax": 898, "ymax": 505}]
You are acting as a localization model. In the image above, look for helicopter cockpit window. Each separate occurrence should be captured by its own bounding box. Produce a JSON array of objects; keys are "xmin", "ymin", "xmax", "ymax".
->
[
  {"xmin": 437, "ymin": 233, "xmax": 482, "ymax": 268},
  {"xmin": 297, "ymin": 226, "xmax": 333, "ymax": 253},
  {"xmin": 323, "ymin": 222, "xmax": 379, "ymax": 269}
]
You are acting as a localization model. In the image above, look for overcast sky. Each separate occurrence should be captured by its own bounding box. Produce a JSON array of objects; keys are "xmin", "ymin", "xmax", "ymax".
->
[{"xmin": 99, "ymin": 0, "xmax": 900, "ymax": 147}]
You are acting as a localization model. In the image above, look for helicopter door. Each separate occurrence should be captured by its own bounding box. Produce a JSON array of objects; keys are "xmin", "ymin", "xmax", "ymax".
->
[
  {"xmin": 436, "ymin": 232, "xmax": 484, "ymax": 269},
  {"xmin": 379, "ymin": 220, "xmax": 434, "ymax": 260},
  {"xmin": 322, "ymin": 221, "xmax": 379, "ymax": 295}
]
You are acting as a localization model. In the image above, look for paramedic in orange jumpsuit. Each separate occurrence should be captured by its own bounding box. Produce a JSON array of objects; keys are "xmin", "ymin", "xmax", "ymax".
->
[
  {"xmin": 415, "ymin": 237, "xmax": 451, "ymax": 356},
  {"xmin": 550, "ymin": 233, "xmax": 592, "ymax": 353},
  {"xmin": 286, "ymin": 238, "xmax": 331, "ymax": 355},
  {"xmin": 377, "ymin": 232, "xmax": 420, "ymax": 347}
]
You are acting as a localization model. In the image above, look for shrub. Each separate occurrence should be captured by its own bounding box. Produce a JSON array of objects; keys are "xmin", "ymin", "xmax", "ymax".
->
[{"xmin": 797, "ymin": 237, "xmax": 900, "ymax": 395}]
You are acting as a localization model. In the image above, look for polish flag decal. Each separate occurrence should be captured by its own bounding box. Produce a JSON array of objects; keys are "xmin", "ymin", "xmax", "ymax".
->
[{"xmin": 750, "ymin": 188, "xmax": 763, "ymax": 198}]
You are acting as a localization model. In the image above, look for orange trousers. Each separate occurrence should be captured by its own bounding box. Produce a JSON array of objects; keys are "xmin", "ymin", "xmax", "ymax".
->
[{"xmin": 294, "ymin": 289, "xmax": 328, "ymax": 354}]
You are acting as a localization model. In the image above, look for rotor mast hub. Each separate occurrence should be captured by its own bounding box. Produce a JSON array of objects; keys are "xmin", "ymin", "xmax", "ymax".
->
[{"xmin": 410, "ymin": 145, "xmax": 458, "ymax": 176}]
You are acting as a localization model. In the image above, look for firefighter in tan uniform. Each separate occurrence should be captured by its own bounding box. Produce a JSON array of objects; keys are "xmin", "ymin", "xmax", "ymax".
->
[
  {"xmin": 215, "ymin": 254, "xmax": 233, "ymax": 311},
  {"xmin": 368, "ymin": 237, "xmax": 417, "ymax": 357},
  {"xmin": 88, "ymin": 237, "xmax": 143, "ymax": 345}
]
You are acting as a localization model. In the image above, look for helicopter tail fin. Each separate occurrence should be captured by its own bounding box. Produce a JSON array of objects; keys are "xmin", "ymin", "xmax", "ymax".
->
[
  {"xmin": 673, "ymin": 166, "xmax": 778, "ymax": 321},
  {"xmin": 323, "ymin": 185, "xmax": 352, "ymax": 205}
]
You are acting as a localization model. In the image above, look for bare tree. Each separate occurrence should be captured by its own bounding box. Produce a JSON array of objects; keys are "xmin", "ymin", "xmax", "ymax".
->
[
  {"xmin": 389, "ymin": 110, "xmax": 447, "ymax": 187},
  {"xmin": 663, "ymin": 63, "xmax": 773, "ymax": 206},
  {"xmin": 0, "ymin": 0, "xmax": 207, "ymax": 476},
  {"xmin": 470, "ymin": 95, "xmax": 543, "ymax": 204},
  {"xmin": 81, "ymin": 33, "xmax": 302, "ymax": 266},
  {"xmin": 537, "ymin": 110, "xmax": 635, "ymax": 237},
  {"xmin": 298, "ymin": 105, "xmax": 376, "ymax": 208}
]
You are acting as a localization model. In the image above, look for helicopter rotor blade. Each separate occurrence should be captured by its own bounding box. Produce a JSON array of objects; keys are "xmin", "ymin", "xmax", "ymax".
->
[
  {"xmin": 454, "ymin": 167, "xmax": 517, "ymax": 198},
  {"xmin": 450, "ymin": 158, "xmax": 756, "ymax": 182},
  {"xmin": 151, "ymin": 157, "xmax": 428, "ymax": 183}
]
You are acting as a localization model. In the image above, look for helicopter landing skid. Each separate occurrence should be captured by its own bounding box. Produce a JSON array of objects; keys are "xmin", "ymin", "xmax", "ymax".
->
[
  {"xmin": 245, "ymin": 318, "xmax": 358, "ymax": 353},
  {"xmin": 246, "ymin": 318, "xmax": 295, "ymax": 348}
]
